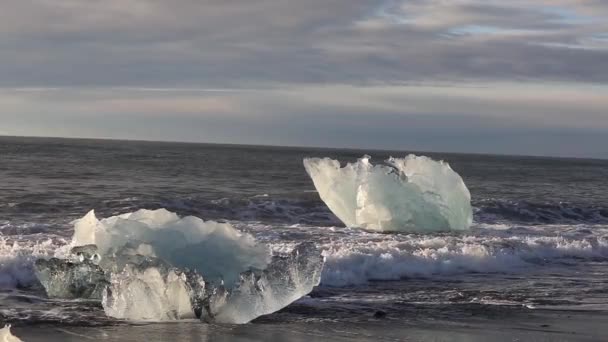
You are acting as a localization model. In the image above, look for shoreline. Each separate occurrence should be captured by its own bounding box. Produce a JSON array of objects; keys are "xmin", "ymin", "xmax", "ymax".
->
[{"xmin": 11, "ymin": 309, "xmax": 607, "ymax": 342}]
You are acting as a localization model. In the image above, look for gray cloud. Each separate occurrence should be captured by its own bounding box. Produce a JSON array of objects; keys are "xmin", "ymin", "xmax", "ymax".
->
[
  {"xmin": 2, "ymin": 83, "xmax": 607, "ymax": 158},
  {"xmin": 1, "ymin": 1, "xmax": 607, "ymax": 158},
  {"xmin": 1, "ymin": 0, "xmax": 608, "ymax": 86}
]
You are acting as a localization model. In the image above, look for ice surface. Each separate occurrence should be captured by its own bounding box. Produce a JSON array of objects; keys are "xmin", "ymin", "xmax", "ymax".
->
[
  {"xmin": 102, "ymin": 259, "xmax": 198, "ymax": 321},
  {"xmin": 72, "ymin": 209, "xmax": 270, "ymax": 286},
  {"xmin": 211, "ymin": 242, "xmax": 324, "ymax": 324},
  {"xmin": 0, "ymin": 325, "xmax": 22, "ymax": 342},
  {"xmin": 303, "ymin": 155, "xmax": 473, "ymax": 232},
  {"xmin": 101, "ymin": 242, "xmax": 323, "ymax": 323},
  {"xmin": 34, "ymin": 245, "xmax": 108, "ymax": 299},
  {"xmin": 35, "ymin": 209, "xmax": 324, "ymax": 324}
]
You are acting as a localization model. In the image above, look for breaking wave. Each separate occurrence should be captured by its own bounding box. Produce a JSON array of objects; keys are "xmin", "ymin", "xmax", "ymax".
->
[
  {"xmin": 318, "ymin": 229, "xmax": 608, "ymax": 286},
  {"xmin": 0, "ymin": 237, "xmax": 62, "ymax": 289},
  {"xmin": 2, "ymin": 200, "xmax": 608, "ymax": 322},
  {"xmin": 2, "ymin": 220, "xmax": 608, "ymax": 292}
]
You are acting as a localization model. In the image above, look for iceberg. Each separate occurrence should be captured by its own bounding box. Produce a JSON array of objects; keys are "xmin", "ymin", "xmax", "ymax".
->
[
  {"xmin": 303, "ymin": 155, "xmax": 473, "ymax": 232},
  {"xmin": 35, "ymin": 209, "xmax": 324, "ymax": 324}
]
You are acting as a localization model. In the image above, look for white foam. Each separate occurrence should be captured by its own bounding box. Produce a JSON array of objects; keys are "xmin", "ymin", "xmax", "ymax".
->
[
  {"xmin": 319, "ymin": 233, "xmax": 608, "ymax": 286},
  {"xmin": 303, "ymin": 155, "xmax": 472, "ymax": 232},
  {"xmin": 0, "ymin": 237, "xmax": 61, "ymax": 289}
]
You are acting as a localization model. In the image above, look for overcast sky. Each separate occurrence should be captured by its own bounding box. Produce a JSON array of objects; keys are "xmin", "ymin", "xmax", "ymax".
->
[{"xmin": 2, "ymin": 0, "xmax": 608, "ymax": 158}]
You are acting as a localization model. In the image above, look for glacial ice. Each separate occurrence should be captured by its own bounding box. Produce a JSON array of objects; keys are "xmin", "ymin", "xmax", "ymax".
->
[
  {"xmin": 72, "ymin": 209, "xmax": 270, "ymax": 286},
  {"xmin": 211, "ymin": 242, "xmax": 324, "ymax": 324},
  {"xmin": 0, "ymin": 325, "xmax": 22, "ymax": 342},
  {"xmin": 35, "ymin": 209, "xmax": 324, "ymax": 324},
  {"xmin": 102, "ymin": 260, "xmax": 199, "ymax": 321},
  {"xmin": 34, "ymin": 245, "xmax": 107, "ymax": 299},
  {"xmin": 101, "ymin": 242, "xmax": 324, "ymax": 324},
  {"xmin": 303, "ymin": 155, "xmax": 473, "ymax": 232}
]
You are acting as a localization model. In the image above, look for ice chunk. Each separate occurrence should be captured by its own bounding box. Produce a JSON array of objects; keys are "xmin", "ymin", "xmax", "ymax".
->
[
  {"xmin": 34, "ymin": 245, "xmax": 108, "ymax": 299},
  {"xmin": 102, "ymin": 258, "xmax": 199, "ymax": 321},
  {"xmin": 0, "ymin": 325, "xmax": 22, "ymax": 342},
  {"xmin": 101, "ymin": 242, "xmax": 323, "ymax": 324},
  {"xmin": 72, "ymin": 209, "xmax": 270, "ymax": 286},
  {"xmin": 303, "ymin": 155, "xmax": 472, "ymax": 232},
  {"xmin": 211, "ymin": 242, "xmax": 324, "ymax": 324},
  {"xmin": 36, "ymin": 209, "xmax": 325, "ymax": 324}
]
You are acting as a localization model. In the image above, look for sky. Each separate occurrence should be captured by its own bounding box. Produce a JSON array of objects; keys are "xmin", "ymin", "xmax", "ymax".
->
[{"xmin": 1, "ymin": 0, "xmax": 608, "ymax": 158}]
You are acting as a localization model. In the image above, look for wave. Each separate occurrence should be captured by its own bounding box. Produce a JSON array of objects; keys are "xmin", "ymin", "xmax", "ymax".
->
[
  {"xmin": 150, "ymin": 195, "xmax": 340, "ymax": 226},
  {"xmin": 6, "ymin": 225, "xmax": 608, "ymax": 291},
  {"xmin": 3, "ymin": 196, "xmax": 607, "ymax": 235},
  {"xmin": 104, "ymin": 194, "xmax": 608, "ymax": 227},
  {"xmin": 474, "ymin": 199, "xmax": 608, "ymax": 225},
  {"xmin": 0, "ymin": 237, "xmax": 63, "ymax": 289},
  {"xmin": 2, "ymin": 206, "xmax": 608, "ymax": 294},
  {"xmin": 146, "ymin": 197, "xmax": 608, "ymax": 226},
  {"xmin": 318, "ymin": 230, "xmax": 608, "ymax": 286}
]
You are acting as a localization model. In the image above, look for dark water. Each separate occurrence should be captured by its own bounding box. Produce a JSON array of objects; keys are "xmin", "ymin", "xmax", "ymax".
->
[
  {"xmin": 2, "ymin": 136, "xmax": 606, "ymax": 228},
  {"xmin": 1, "ymin": 136, "xmax": 608, "ymax": 340}
]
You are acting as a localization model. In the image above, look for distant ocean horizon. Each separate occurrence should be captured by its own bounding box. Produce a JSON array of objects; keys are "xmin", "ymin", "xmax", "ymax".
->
[{"xmin": 2, "ymin": 134, "xmax": 605, "ymax": 161}]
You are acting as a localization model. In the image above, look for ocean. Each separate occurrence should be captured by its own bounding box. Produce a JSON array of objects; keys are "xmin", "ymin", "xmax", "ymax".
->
[{"xmin": 1, "ymin": 136, "xmax": 608, "ymax": 341}]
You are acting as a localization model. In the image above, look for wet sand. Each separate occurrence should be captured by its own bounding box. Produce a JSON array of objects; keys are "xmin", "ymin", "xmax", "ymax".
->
[{"xmin": 12, "ymin": 309, "xmax": 607, "ymax": 342}]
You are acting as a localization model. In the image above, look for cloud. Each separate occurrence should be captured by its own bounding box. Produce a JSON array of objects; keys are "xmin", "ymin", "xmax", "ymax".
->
[
  {"xmin": 1, "ymin": 1, "xmax": 607, "ymax": 157},
  {"xmin": 1, "ymin": 0, "xmax": 608, "ymax": 87},
  {"xmin": 1, "ymin": 82, "xmax": 607, "ymax": 158}
]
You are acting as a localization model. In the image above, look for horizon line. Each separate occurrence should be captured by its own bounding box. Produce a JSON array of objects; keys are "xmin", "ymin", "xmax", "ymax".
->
[{"xmin": 0, "ymin": 134, "xmax": 605, "ymax": 162}]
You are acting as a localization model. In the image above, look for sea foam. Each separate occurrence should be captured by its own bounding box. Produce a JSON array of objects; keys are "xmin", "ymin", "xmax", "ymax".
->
[
  {"xmin": 0, "ymin": 237, "xmax": 59, "ymax": 289},
  {"xmin": 318, "ymin": 228, "xmax": 608, "ymax": 286}
]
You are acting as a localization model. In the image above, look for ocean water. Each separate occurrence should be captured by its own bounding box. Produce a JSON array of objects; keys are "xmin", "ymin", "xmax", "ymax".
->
[{"xmin": 1, "ymin": 136, "xmax": 608, "ymax": 340}]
